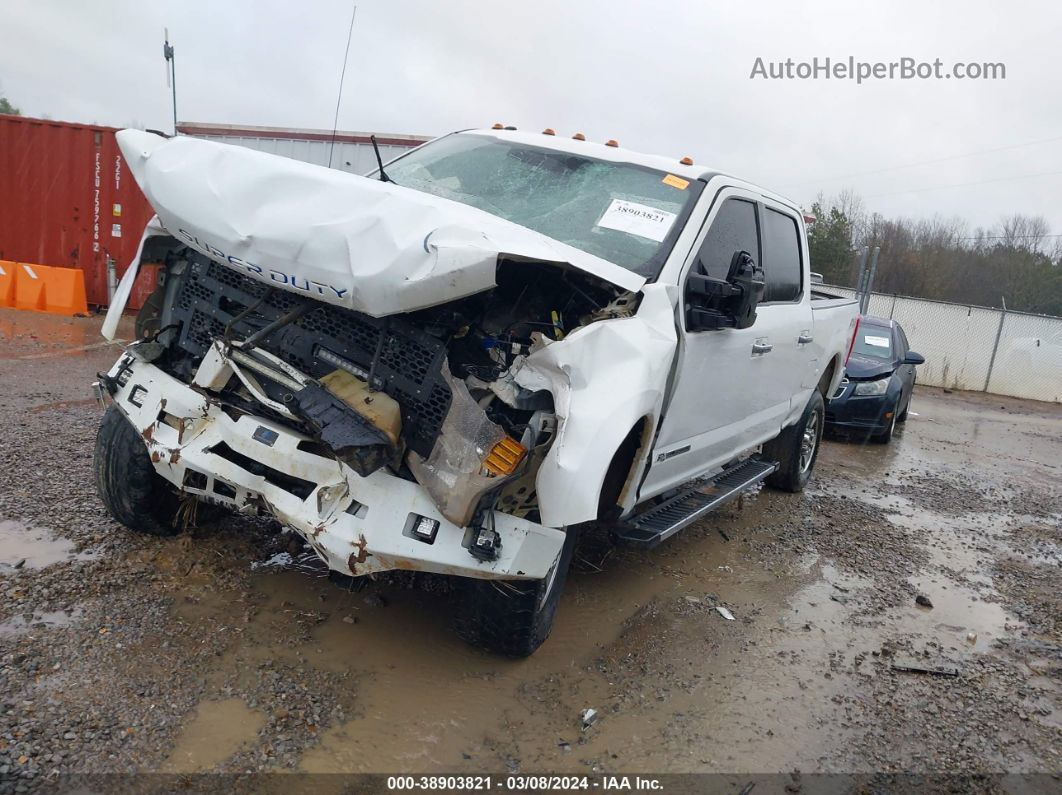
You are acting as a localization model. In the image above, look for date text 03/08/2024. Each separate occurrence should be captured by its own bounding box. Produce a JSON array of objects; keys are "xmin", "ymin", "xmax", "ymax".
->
[{"xmin": 385, "ymin": 775, "xmax": 665, "ymax": 791}]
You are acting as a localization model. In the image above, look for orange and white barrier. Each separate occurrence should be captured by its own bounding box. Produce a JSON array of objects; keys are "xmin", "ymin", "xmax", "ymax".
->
[
  {"xmin": 0, "ymin": 261, "xmax": 89, "ymax": 316},
  {"xmin": 0, "ymin": 261, "xmax": 15, "ymax": 308}
]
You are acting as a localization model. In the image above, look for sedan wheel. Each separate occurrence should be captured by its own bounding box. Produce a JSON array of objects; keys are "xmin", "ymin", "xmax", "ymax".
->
[{"xmin": 872, "ymin": 408, "xmax": 898, "ymax": 444}]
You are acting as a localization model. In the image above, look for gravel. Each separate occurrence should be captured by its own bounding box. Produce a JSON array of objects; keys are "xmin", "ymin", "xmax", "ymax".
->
[{"xmin": 1, "ymin": 315, "xmax": 1060, "ymax": 784}]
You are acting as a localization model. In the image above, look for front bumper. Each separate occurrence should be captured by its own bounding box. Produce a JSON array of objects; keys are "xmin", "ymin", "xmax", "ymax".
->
[
  {"xmin": 102, "ymin": 354, "xmax": 565, "ymax": 581},
  {"xmin": 825, "ymin": 383, "xmax": 894, "ymax": 432}
]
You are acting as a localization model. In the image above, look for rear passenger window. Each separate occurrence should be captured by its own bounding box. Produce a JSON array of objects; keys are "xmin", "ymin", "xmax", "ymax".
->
[
  {"xmin": 761, "ymin": 208, "xmax": 802, "ymax": 302},
  {"xmin": 696, "ymin": 198, "xmax": 760, "ymax": 281}
]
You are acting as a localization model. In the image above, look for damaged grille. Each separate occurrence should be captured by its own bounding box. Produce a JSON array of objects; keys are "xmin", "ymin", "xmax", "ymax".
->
[{"xmin": 168, "ymin": 254, "xmax": 451, "ymax": 456}]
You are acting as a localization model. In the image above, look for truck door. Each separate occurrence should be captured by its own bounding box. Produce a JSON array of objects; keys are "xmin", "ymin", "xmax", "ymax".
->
[
  {"xmin": 638, "ymin": 190, "xmax": 807, "ymax": 499},
  {"xmin": 756, "ymin": 201, "xmax": 815, "ymax": 414}
]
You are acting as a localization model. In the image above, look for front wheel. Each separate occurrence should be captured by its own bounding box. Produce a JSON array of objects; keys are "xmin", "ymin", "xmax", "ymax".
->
[
  {"xmin": 871, "ymin": 407, "xmax": 898, "ymax": 444},
  {"xmin": 896, "ymin": 394, "xmax": 911, "ymax": 423},
  {"xmin": 763, "ymin": 391, "xmax": 825, "ymax": 493},
  {"xmin": 94, "ymin": 405, "xmax": 181, "ymax": 536},
  {"xmin": 455, "ymin": 527, "xmax": 578, "ymax": 657}
]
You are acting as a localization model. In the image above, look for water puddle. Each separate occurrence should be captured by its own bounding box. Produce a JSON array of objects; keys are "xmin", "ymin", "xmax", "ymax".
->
[
  {"xmin": 836, "ymin": 499, "xmax": 1030, "ymax": 653},
  {"xmin": 0, "ymin": 607, "xmax": 84, "ymax": 638},
  {"xmin": 0, "ymin": 519, "xmax": 97, "ymax": 571},
  {"xmin": 905, "ymin": 573, "xmax": 1015, "ymax": 653},
  {"xmin": 292, "ymin": 506, "xmax": 859, "ymax": 774},
  {"xmin": 160, "ymin": 698, "xmax": 265, "ymax": 773},
  {"xmin": 0, "ymin": 311, "xmax": 120, "ymax": 359},
  {"xmin": 154, "ymin": 458, "xmax": 1050, "ymax": 775}
]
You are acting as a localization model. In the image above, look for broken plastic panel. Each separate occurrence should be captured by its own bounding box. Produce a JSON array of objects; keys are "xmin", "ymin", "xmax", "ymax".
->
[{"xmin": 407, "ymin": 366, "xmax": 519, "ymax": 527}]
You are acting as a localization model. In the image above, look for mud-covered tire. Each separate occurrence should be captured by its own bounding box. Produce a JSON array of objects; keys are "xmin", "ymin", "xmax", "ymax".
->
[
  {"xmin": 763, "ymin": 391, "xmax": 825, "ymax": 493},
  {"xmin": 455, "ymin": 527, "xmax": 578, "ymax": 657},
  {"xmin": 896, "ymin": 396, "xmax": 910, "ymax": 423},
  {"xmin": 871, "ymin": 407, "xmax": 897, "ymax": 444},
  {"xmin": 94, "ymin": 405, "xmax": 181, "ymax": 536}
]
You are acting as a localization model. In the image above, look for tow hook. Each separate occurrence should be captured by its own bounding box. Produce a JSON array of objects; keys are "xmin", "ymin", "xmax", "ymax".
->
[{"xmin": 469, "ymin": 524, "xmax": 501, "ymax": 562}]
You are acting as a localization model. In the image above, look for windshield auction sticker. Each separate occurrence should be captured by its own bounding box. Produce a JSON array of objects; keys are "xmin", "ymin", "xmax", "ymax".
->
[
  {"xmin": 662, "ymin": 173, "xmax": 690, "ymax": 189},
  {"xmin": 596, "ymin": 199, "xmax": 677, "ymax": 242}
]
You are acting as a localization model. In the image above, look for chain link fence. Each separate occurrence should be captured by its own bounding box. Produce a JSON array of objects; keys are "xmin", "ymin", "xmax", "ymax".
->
[{"xmin": 825, "ymin": 286, "xmax": 1062, "ymax": 404}]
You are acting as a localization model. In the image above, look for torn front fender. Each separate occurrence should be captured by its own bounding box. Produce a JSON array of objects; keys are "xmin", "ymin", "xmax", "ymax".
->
[{"xmin": 513, "ymin": 283, "xmax": 679, "ymax": 527}]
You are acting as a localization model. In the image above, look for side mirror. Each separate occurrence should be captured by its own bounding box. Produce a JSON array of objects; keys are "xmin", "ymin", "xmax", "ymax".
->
[
  {"xmin": 686, "ymin": 250, "xmax": 764, "ymax": 331},
  {"xmin": 904, "ymin": 352, "xmax": 925, "ymax": 366}
]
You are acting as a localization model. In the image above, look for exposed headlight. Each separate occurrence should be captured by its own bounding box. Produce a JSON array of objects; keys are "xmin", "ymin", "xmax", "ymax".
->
[{"xmin": 853, "ymin": 378, "xmax": 889, "ymax": 396}]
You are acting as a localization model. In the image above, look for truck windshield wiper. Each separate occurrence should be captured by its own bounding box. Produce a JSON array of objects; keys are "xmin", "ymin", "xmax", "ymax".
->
[{"xmin": 370, "ymin": 134, "xmax": 392, "ymax": 183}]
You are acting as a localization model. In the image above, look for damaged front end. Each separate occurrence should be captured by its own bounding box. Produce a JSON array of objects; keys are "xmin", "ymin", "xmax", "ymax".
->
[{"xmin": 102, "ymin": 244, "xmax": 637, "ymax": 578}]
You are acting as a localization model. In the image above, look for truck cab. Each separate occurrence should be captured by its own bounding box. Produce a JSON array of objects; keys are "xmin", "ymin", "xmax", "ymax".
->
[{"xmin": 94, "ymin": 127, "xmax": 857, "ymax": 656}]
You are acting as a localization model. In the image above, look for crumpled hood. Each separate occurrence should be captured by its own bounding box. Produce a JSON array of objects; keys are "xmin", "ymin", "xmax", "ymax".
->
[
  {"xmin": 845, "ymin": 353, "xmax": 896, "ymax": 380},
  {"xmin": 116, "ymin": 130, "xmax": 645, "ymax": 316}
]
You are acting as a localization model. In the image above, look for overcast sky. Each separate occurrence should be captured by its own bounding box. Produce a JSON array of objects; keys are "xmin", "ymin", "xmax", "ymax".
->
[{"xmin": 2, "ymin": 0, "xmax": 1059, "ymax": 236}]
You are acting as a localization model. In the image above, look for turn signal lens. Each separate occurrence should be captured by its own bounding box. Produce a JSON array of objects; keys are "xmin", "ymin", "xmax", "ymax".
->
[{"xmin": 483, "ymin": 436, "xmax": 527, "ymax": 476}]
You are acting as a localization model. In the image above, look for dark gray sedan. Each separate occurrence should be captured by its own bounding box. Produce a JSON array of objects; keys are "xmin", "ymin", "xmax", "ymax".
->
[{"xmin": 826, "ymin": 316, "xmax": 924, "ymax": 443}]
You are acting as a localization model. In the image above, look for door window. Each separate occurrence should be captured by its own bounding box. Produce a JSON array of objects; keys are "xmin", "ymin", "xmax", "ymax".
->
[
  {"xmin": 761, "ymin": 208, "xmax": 802, "ymax": 302},
  {"xmin": 695, "ymin": 198, "xmax": 760, "ymax": 280}
]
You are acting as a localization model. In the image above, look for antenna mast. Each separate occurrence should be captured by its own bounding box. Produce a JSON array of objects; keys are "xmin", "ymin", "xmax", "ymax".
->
[{"xmin": 328, "ymin": 4, "xmax": 358, "ymax": 168}]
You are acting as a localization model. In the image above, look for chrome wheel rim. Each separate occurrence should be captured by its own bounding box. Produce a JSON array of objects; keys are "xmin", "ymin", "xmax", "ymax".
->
[{"xmin": 799, "ymin": 410, "xmax": 820, "ymax": 472}]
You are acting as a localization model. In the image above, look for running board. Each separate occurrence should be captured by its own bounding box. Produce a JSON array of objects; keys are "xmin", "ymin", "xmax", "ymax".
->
[{"xmin": 613, "ymin": 458, "xmax": 777, "ymax": 549}]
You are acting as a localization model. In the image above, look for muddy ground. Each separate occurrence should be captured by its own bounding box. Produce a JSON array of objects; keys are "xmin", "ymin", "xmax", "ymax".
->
[{"xmin": 0, "ymin": 308, "xmax": 1060, "ymax": 789}]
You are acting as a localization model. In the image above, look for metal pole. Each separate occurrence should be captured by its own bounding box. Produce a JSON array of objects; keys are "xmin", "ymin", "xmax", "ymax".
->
[
  {"xmin": 889, "ymin": 293, "xmax": 898, "ymax": 319},
  {"xmin": 106, "ymin": 256, "xmax": 118, "ymax": 303},
  {"xmin": 170, "ymin": 54, "xmax": 178, "ymax": 136},
  {"xmin": 164, "ymin": 30, "xmax": 177, "ymax": 136},
  {"xmin": 983, "ymin": 296, "xmax": 1007, "ymax": 393},
  {"xmin": 853, "ymin": 246, "xmax": 869, "ymax": 306},
  {"xmin": 861, "ymin": 246, "xmax": 880, "ymax": 315}
]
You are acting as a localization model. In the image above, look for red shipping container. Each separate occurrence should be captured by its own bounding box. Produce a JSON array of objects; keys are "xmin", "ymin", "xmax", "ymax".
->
[{"xmin": 0, "ymin": 113, "xmax": 156, "ymax": 308}]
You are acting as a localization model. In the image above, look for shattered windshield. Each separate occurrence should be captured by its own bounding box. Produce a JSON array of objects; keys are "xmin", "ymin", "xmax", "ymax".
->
[{"xmin": 380, "ymin": 133, "xmax": 702, "ymax": 277}]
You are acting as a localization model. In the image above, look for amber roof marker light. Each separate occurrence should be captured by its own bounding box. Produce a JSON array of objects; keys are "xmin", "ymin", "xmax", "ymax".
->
[
  {"xmin": 605, "ymin": 139, "xmax": 619, "ymax": 147},
  {"xmin": 491, "ymin": 122, "xmax": 504, "ymax": 129},
  {"xmin": 542, "ymin": 128, "xmax": 556, "ymax": 135},
  {"xmin": 572, "ymin": 132, "xmax": 586, "ymax": 140},
  {"xmin": 680, "ymin": 156, "xmax": 694, "ymax": 165}
]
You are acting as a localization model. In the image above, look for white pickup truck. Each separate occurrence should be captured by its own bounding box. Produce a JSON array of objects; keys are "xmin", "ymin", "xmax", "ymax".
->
[{"xmin": 95, "ymin": 127, "xmax": 858, "ymax": 655}]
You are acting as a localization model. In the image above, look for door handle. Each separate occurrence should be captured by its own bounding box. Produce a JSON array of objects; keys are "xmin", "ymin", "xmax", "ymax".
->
[
  {"xmin": 752, "ymin": 341, "xmax": 773, "ymax": 355},
  {"xmin": 798, "ymin": 333, "xmax": 814, "ymax": 344}
]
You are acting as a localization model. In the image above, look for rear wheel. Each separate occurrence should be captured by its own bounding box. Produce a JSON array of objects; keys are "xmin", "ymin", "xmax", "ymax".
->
[
  {"xmin": 763, "ymin": 391, "xmax": 825, "ymax": 493},
  {"xmin": 455, "ymin": 527, "xmax": 578, "ymax": 657},
  {"xmin": 94, "ymin": 405, "xmax": 181, "ymax": 536}
]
